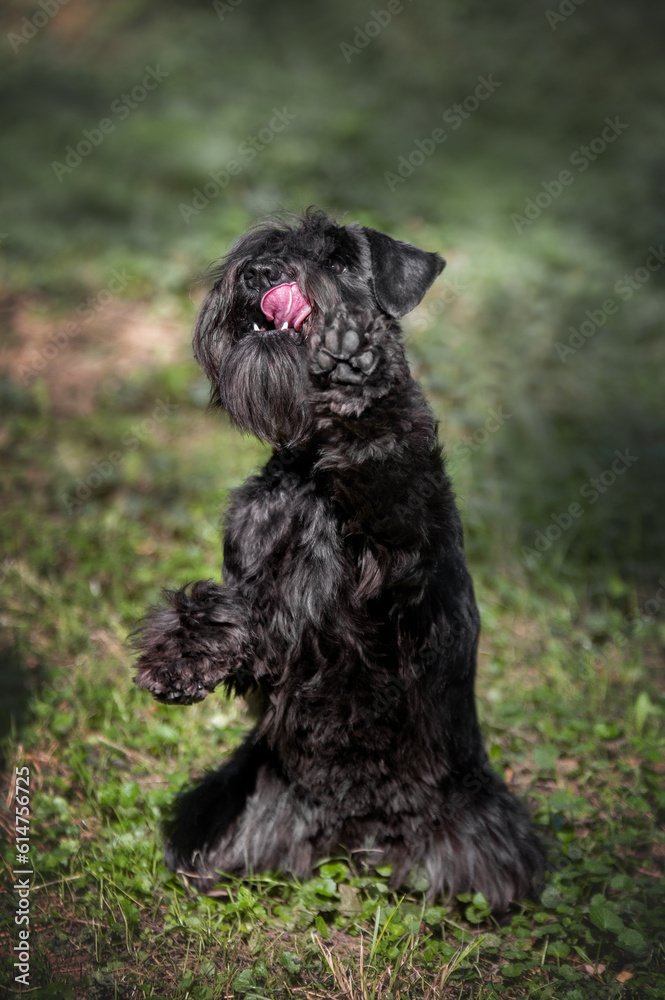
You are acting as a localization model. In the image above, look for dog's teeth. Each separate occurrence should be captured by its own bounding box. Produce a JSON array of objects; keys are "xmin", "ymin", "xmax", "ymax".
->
[
  {"xmin": 253, "ymin": 323, "xmax": 260, "ymax": 331},
  {"xmin": 281, "ymin": 322, "xmax": 288, "ymax": 330}
]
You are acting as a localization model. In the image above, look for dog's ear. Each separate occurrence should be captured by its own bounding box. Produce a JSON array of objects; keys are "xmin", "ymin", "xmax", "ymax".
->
[{"xmin": 360, "ymin": 227, "xmax": 445, "ymax": 318}]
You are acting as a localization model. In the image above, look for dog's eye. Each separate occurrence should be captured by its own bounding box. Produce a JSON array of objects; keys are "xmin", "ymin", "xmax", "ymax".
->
[{"xmin": 328, "ymin": 261, "xmax": 345, "ymax": 275}]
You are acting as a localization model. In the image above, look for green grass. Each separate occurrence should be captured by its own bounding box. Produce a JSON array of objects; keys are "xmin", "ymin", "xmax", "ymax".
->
[
  {"xmin": 2, "ymin": 0, "xmax": 665, "ymax": 996},
  {"xmin": 1, "ymin": 354, "xmax": 663, "ymax": 998}
]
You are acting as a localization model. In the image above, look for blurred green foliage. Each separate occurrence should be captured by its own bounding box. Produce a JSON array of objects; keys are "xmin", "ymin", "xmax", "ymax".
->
[{"xmin": 2, "ymin": 0, "xmax": 664, "ymax": 578}]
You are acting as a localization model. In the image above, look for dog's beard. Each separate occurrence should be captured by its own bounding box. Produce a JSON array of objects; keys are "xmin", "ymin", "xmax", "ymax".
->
[{"xmin": 217, "ymin": 330, "xmax": 310, "ymax": 448}]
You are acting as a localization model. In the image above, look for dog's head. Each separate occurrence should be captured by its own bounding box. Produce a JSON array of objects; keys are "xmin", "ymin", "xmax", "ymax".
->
[{"xmin": 194, "ymin": 209, "xmax": 445, "ymax": 447}]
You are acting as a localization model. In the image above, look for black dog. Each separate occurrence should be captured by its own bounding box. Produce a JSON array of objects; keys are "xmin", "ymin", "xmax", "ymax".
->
[{"xmin": 134, "ymin": 209, "xmax": 543, "ymax": 908}]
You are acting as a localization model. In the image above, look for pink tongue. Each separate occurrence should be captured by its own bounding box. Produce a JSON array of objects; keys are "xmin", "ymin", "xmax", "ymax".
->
[{"xmin": 260, "ymin": 282, "xmax": 312, "ymax": 331}]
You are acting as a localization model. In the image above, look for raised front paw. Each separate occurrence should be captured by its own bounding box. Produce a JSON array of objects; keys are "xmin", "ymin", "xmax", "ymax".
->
[
  {"xmin": 311, "ymin": 311, "xmax": 379, "ymax": 386},
  {"xmin": 132, "ymin": 582, "xmax": 253, "ymax": 705},
  {"xmin": 135, "ymin": 646, "xmax": 217, "ymax": 705}
]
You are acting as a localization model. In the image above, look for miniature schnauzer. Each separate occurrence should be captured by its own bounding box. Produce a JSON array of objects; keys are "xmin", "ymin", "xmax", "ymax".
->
[{"xmin": 133, "ymin": 209, "xmax": 543, "ymax": 908}]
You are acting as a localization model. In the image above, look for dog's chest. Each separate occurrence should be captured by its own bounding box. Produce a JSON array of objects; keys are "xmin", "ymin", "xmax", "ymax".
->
[{"xmin": 224, "ymin": 466, "xmax": 348, "ymax": 619}]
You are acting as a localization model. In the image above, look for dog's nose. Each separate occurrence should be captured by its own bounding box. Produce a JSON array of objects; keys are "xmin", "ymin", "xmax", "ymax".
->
[{"xmin": 243, "ymin": 261, "xmax": 286, "ymax": 292}]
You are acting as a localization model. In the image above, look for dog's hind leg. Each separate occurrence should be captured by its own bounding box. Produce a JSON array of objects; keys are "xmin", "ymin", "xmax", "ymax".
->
[
  {"xmin": 164, "ymin": 735, "xmax": 334, "ymax": 890},
  {"xmin": 420, "ymin": 778, "xmax": 545, "ymax": 911},
  {"xmin": 162, "ymin": 729, "xmax": 270, "ymax": 891}
]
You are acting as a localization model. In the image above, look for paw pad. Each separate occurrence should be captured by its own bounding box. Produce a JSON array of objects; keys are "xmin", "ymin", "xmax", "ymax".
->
[{"xmin": 313, "ymin": 321, "xmax": 378, "ymax": 385}]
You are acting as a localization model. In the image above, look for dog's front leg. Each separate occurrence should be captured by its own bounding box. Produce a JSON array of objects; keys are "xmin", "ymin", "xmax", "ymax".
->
[
  {"xmin": 132, "ymin": 581, "xmax": 255, "ymax": 704},
  {"xmin": 309, "ymin": 306, "xmax": 439, "ymax": 561},
  {"xmin": 310, "ymin": 306, "xmax": 408, "ymax": 418}
]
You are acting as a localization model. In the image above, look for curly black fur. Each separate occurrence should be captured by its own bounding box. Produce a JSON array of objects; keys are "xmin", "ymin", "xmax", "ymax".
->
[{"xmin": 133, "ymin": 209, "xmax": 543, "ymax": 909}]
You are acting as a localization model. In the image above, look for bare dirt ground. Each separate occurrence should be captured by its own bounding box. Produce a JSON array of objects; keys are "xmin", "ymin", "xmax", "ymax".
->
[{"xmin": 1, "ymin": 294, "xmax": 191, "ymax": 415}]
